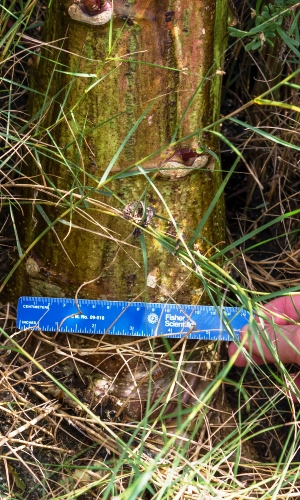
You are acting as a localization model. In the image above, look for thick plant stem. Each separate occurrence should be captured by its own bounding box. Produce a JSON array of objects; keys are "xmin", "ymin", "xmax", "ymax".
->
[{"xmin": 9, "ymin": 0, "xmax": 230, "ymax": 420}]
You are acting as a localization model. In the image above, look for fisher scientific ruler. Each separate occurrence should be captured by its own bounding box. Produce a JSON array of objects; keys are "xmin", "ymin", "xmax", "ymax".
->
[{"xmin": 16, "ymin": 297, "xmax": 249, "ymax": 341}]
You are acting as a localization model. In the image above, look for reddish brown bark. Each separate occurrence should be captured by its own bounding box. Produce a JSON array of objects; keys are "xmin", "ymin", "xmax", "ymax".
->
[{"xmin": 8, "ymin": 1, "xmax": 230, "ymax": 421}]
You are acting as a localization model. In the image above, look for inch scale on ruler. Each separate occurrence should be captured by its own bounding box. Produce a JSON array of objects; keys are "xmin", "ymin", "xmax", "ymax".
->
[{"xmin": 17, "ymin": 297, "xmax": 250, "ymax": 341}]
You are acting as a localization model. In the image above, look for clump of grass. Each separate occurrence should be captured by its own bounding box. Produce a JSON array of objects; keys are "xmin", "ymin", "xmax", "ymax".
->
[{"xmin": 1, "ymin": 0, "xmax": 300, "ymax": 499}]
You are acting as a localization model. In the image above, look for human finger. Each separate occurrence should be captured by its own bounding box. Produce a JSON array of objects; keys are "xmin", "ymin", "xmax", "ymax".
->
[
  {"xmin": 257, "ymin": 294, "xmax": 300, "ymax": 326},
  {"xmin": 228, "ymin": 322, "xmax": 300, "ymax": 367}
]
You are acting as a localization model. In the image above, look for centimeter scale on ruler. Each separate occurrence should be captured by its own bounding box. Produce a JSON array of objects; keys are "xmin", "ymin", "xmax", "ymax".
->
[{"xmin": 17, "ymin": 296, "xmax": 250, "ymax": 341}]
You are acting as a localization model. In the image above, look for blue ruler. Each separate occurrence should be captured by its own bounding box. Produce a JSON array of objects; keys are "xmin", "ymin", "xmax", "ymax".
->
[{"xmin": 16, "ymin": 297, "xmax": 249, "ymax": 340}]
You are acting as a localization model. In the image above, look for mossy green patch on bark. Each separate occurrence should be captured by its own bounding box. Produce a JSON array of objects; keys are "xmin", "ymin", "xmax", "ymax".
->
[
  {"xmin": 4, "ymin": 0, "xmax": 235, "ymax": 425},
  {"xmin": 183, "ymin": 9, "xmax": 190, "ymax": 35},
  {"xmin": 10, "ymin": 0, "xmax": 229, "ymax": 307}
]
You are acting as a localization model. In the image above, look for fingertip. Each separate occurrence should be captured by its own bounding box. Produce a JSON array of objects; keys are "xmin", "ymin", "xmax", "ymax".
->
[
  {"xmin": 228, "ymin": 341, "xmax": 238, "ymax": 358},
  {"xmin": 229, "ymin": 352, "xmax": 248, "ymax": 367},
  {"xmin": 228, "ymin": 341, "xmax": 247, "ymax": 366},
  {"xmin": 240, "ymin": 324, "xmax": 249, "ymax": 336},
  {"xmin": 228, "ymin": 347, "xmax": 266, "ymax": 367},
  {"xmin": 227, "ymin": 323, "xmax": 246, "ymax": 366},
  {"xmin": 228, "ymin": 321, "xmax": 264, "ymax": 367}
]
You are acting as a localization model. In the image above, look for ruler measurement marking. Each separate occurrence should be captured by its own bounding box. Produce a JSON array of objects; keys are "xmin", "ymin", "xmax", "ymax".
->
[{"xmin": 17, "ymin": 297, "xmax": 249, "ymax": 340}]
